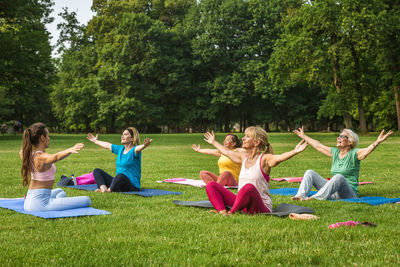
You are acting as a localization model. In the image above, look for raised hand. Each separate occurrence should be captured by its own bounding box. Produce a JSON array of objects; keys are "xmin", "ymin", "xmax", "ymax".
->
[
  {"xmin": 70, "ymin": 143, "xmax": 84, "ymax": 154},
  {"xmin": 192, "ymin": 144, "xmax": 201, "ymax": 152},
  {"xmin": 294, "ymin": 139, "xmax": 308, "ymax": 153},
  {"xmin": 203, "ymin": 131, "xmax": 216, "ymax": 145},
  {"xmin": 376, "ymin": 129, "xmax": 393, "ymax": 144},
  {"xmin": 293, "ymin": 126, "xmax": 306, "ymax": 139},
  {"xmin": 143, "ymin": 138, "xmax": 152, "ymax": 147},
  {"xmin": 87, "ymin": 133, "xmax": 98, "ymax": 143}
]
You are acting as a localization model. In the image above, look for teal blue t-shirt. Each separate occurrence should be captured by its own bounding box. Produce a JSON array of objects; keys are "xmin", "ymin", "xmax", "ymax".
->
[
  {"xmin": 330, "ymin": 147, "xmax": 360, "ymax": 197},
  {"xmin": 111, "ymin": 144, "xmax": 142, "ymax": 189}
]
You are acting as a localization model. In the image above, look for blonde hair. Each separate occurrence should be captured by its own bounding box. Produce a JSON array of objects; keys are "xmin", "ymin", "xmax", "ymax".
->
[
  {"xmin": 244, "ymin": 126, "xmax": 274, "ymax": 154},
  {"xmin": 343, "ymin": 129, "xmax": 359, "ymax": 148},
  {"xmin": 126, "ymin": 127, "xmax": 140, "ymax": 146}
]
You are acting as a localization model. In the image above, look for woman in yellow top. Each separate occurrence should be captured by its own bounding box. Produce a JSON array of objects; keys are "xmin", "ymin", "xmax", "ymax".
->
[{"xmin": 192, "ymin": 134, "xmax": 244, "ymax": 186}]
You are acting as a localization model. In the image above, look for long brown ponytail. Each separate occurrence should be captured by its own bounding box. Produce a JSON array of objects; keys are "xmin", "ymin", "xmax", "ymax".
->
[{"xmin": 21, "ymin": 122, "xmax": 47, "ymax": 187}]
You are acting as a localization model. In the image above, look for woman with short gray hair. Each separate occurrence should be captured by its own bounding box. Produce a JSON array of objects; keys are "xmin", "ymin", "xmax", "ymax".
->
[{"xmin": 291, "ymin": 127, "xmax": 393, "ymax": 201}]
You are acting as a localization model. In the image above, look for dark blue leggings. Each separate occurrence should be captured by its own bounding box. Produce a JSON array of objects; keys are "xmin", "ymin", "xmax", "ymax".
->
[{"xmin": 93, "ymin": 168, "xmax": 139, "ymax": 192}]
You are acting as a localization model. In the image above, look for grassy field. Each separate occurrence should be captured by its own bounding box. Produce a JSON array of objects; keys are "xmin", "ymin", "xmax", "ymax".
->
[{"xmin": 0, "ymin": 132, "xmax": 399, "ymax": 266}]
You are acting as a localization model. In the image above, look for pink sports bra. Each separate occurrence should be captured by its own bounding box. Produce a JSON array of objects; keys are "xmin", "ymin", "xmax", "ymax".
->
[{"xmin": 30, "ymin": 151, "xmax": 56, "ymax": 181}]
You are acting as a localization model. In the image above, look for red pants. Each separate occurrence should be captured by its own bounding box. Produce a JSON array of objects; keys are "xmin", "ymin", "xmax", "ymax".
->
[
  {"xmin": 200, "ymin": 170, "xmax": 238, "ymax": 186},
  {"xmin": 205, "ymin": 182, "xmax": 270, "ymax": 214}
]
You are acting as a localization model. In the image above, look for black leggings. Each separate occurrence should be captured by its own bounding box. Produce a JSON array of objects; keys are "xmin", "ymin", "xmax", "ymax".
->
[{"xmin": 93, "ymin": 168, "xmax": 139, "ymax": 192}]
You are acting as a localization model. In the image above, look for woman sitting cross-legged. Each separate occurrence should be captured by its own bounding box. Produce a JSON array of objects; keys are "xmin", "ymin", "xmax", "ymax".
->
[
  {"xmin": 21, "ymin": 122, "xmax": 91, "ymax": 212},
  {"xmin": 87, "ymin": 127, "xmax": 152, "ymax": 193},
  {"xmin": 192, "ymin": 134, "xmax": 244, "ymax": 186},
  {"xmin": 291, "ymin": 127, "xmax": 393, "ymax": 201},
  {"xmin": 203, "ymin": 126, "xmax": 308, "ymax": 215}
]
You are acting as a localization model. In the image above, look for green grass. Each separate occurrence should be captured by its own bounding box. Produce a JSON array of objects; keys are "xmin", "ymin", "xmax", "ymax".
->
[{"xmin": 0, "ymin": 132, "xmax": 400, "ymax": 266}]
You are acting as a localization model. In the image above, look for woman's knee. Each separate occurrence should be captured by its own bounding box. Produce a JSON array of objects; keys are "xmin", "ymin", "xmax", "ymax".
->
[
  {"xmin": 239, "ymin": 183, "xmax": 257, "ymax": 194},
  {"xmin": 93, "ymin": 168, "xmax": 103, "ymax": 175},
  {"xmin": 330, "ymin": 174, "xmax": 346, "ymax": 182},
  {"xmin": 54, "ymin": 188, "xmax": 66, "ymax": 198},
  {"xmin": 200, "ymin": 170, "xmax": 211, "ymax": 177},
  {"xmin": 304, "ymin": 169, "xmax": 317, "ymax": 177}
]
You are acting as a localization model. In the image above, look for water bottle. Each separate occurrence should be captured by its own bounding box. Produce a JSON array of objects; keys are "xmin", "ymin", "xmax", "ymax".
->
[{"xmin": 71, "ymin": 174, "xmax": 77, "ymax": 185}]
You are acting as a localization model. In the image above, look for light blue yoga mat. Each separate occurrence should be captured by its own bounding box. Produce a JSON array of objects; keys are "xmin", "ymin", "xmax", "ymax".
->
[
  {"xmin": 0, "ymin": 198, "xmax": 111, "ymax": 219},
  {"xmin": 270, "ymin": 188, "xmax": 400, "ymax": 206},
  {"xmin": 66, "ymin": 184, "xmax": 182, "ymax": 197}
]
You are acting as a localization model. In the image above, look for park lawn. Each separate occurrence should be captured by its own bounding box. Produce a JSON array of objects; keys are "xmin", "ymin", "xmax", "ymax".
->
[{"xmin": 0, "ymin": 132, "xmax": 399, "ymax": 266}]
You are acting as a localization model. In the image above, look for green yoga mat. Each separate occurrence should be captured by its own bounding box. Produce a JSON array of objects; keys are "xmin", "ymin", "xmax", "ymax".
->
[{"xmin": 172, "ymin": 200, "xmax": 314, "ymax": 217}]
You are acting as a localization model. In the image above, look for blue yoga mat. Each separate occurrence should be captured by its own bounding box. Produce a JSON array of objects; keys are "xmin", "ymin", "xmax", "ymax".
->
[
  {"xmin": 270, "ymin": 188, "xmax": 400, "ymax": 206},
  {"xmin": 0, "ymin": 198, "xmax": 111, "ymax": 219},
  {"xmin": 66, "ymin": 184, "xmax": 182, "ymax": 197}
]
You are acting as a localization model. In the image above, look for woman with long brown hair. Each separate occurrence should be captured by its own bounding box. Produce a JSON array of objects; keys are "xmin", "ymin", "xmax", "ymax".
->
[
  {"xmin": 192, "ymin": 134, "xmax": 244, "ymax": 186},
  {"xmin": 87, "ymin": 127, "xmax": 152, "ymax": 193},
  {"xmin": 21, "ymin": 122, "xmax": 91, "ymax": 211}
]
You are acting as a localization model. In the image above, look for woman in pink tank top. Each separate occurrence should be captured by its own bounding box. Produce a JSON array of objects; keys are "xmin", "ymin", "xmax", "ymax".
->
[
  {"xmin": 20, "ymin": 122, "xmax": 91, "ymax": 211},
  {"xmin": 203, "ymin": 126, "xmax": 308, "ymax": 215}
]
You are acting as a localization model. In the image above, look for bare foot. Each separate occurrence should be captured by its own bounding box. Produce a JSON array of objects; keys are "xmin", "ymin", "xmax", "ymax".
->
[
  {"xmin": 98, "ymin": 185, "xmax": 107, "ymax": 193},
  {"xmin": 208, "ymin": 210, "xmax": 218, "ymax": 214},
  {"xmin": 303, "ymin": 197, "xmax": 314, "ymax": 201},
  {"xmin": 219, "ymin": 210, "xmax": 231, "ymax": 216},
  {"xmin": 95, "ymin": 189, "xmax": 101, "ymax": 192},
  {"xmin": 106, "ymin": 188, "xmax": 112, "ymax": 193},
  {"xmin": 291, "ymin": 196, "xmax": 306, "ymax": 201}
]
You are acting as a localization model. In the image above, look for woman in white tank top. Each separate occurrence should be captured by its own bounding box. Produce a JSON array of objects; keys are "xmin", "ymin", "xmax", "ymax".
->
[{"xmin": 203, "ymin": 126, "xmax": 308, "ymax": 215}]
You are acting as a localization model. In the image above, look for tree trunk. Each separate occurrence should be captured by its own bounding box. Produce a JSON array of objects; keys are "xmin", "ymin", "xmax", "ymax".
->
[
  {"xmin": 331, "ymin": 39, "xmax": 354, "ymax": 130},
  {"xmin": 357, "ymin": 92, "xmax": 367, "ymax": 133},
  {"xmin": 224, "ymin": 106, "xmax": 230, "ymax": 133},
  {"xmin": 264, "ymin": 122, "xmax": 269, "ymax": 132},
  {"xmin": 111, "ymin": 114, "xmax": 115, "ymax": 133},
  {"xmin": 343, "ymin": 113, "xmax": 352, "ymax": 129},
  {"xmin": 349, "ymin": 42, "xmax": 367, "ymax": 133},
  {"xmin": 395, "ymin": 85, "xmax": 400, "ymax": 131}
]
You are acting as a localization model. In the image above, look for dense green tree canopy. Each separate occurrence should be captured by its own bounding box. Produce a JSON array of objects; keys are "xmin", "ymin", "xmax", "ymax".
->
[{"xmin": 1, "ymin": 0, "xmax": 399, "ymax": 132}]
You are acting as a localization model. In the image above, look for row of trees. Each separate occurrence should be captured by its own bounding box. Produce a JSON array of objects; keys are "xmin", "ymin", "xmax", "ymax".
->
[{"xmin": 1, "ymin": 0, "xmax": 399, "ymax": 133}]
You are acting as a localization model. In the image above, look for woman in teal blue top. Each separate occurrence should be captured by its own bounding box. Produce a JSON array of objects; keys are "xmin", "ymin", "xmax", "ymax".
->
[
  {"xmin": 291, "ymin": 127, "xmax": 393, "ymax": 200},
  {"xmin": 87, "ymin": 127, "xmax": 152, "ymax": 193}
]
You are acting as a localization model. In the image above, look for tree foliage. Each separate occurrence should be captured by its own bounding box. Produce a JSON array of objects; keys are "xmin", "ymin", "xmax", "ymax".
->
[
  {"xmin": 0, "ymin": 0, "xmax": 55, "ymax": 127},
  {"xmin": 2, "ymin": 0, "xmax": 400, "ymax": 132}
]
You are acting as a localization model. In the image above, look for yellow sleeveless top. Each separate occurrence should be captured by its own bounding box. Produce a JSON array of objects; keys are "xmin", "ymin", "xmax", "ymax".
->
[{"xmin": 218, "ymin": 151, "xmax": 241, "ymax": 182}]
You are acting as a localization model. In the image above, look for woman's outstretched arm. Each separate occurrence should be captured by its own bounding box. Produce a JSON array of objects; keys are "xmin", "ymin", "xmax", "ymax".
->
[
  {"xmin": 293, "ymin": 126, "xmax": 331, "ymax": 157},
  {"xmin": 357, "ymin": 129, "xmax": 393, "ymax": 160},
  {"xmin": 203, "ymin": 131, "xmax": 244, "ymax": 164},
  {"xmin": 87, "ymin": 133, "xmax": 111, "ymax": 150},
  {"xmin": 35, "ymin": 143, "xmax": 84, "ymax": 165},
  {"xmin": 191, "ymin": 144, "xmax": 221, "ymax": 157},
  {"xmin": 264, "ymin": 139, "xmax": 308, "ymax": 167},
  {"xmin": 135, "ymin": 138, "xmax": 152, "ymax": 153}
]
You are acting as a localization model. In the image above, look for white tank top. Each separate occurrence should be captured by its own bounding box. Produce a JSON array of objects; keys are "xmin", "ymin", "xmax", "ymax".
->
[{"xmin": 238, "ymin": 154, "xmax": 272, "ymax": 211}]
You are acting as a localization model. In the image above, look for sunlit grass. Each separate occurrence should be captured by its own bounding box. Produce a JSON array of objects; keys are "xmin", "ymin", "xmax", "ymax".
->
[{"xmin": 0, "ymin": 132, "xmax": 399, "ymax": 266}]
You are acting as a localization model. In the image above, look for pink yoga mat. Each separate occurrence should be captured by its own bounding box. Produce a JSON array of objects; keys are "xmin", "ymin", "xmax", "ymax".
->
[
  {"xmin": 272, "ymin": 177, "xmax": 373, "ymax": 185},
  {"xmin": 157, "ymin": 178, "xmax": 238, "ymax": 189}
]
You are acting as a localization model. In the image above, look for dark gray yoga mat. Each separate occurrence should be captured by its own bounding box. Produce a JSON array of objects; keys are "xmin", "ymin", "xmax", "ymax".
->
[{"xmin": 172, "ymin": 200, "xmax": 314, "ymax": 217}]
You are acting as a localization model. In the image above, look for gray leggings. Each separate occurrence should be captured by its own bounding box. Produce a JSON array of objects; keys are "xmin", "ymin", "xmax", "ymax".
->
[{"xmin": 295, "ymin": 170, "xmax": 357, "ymax": 200}]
